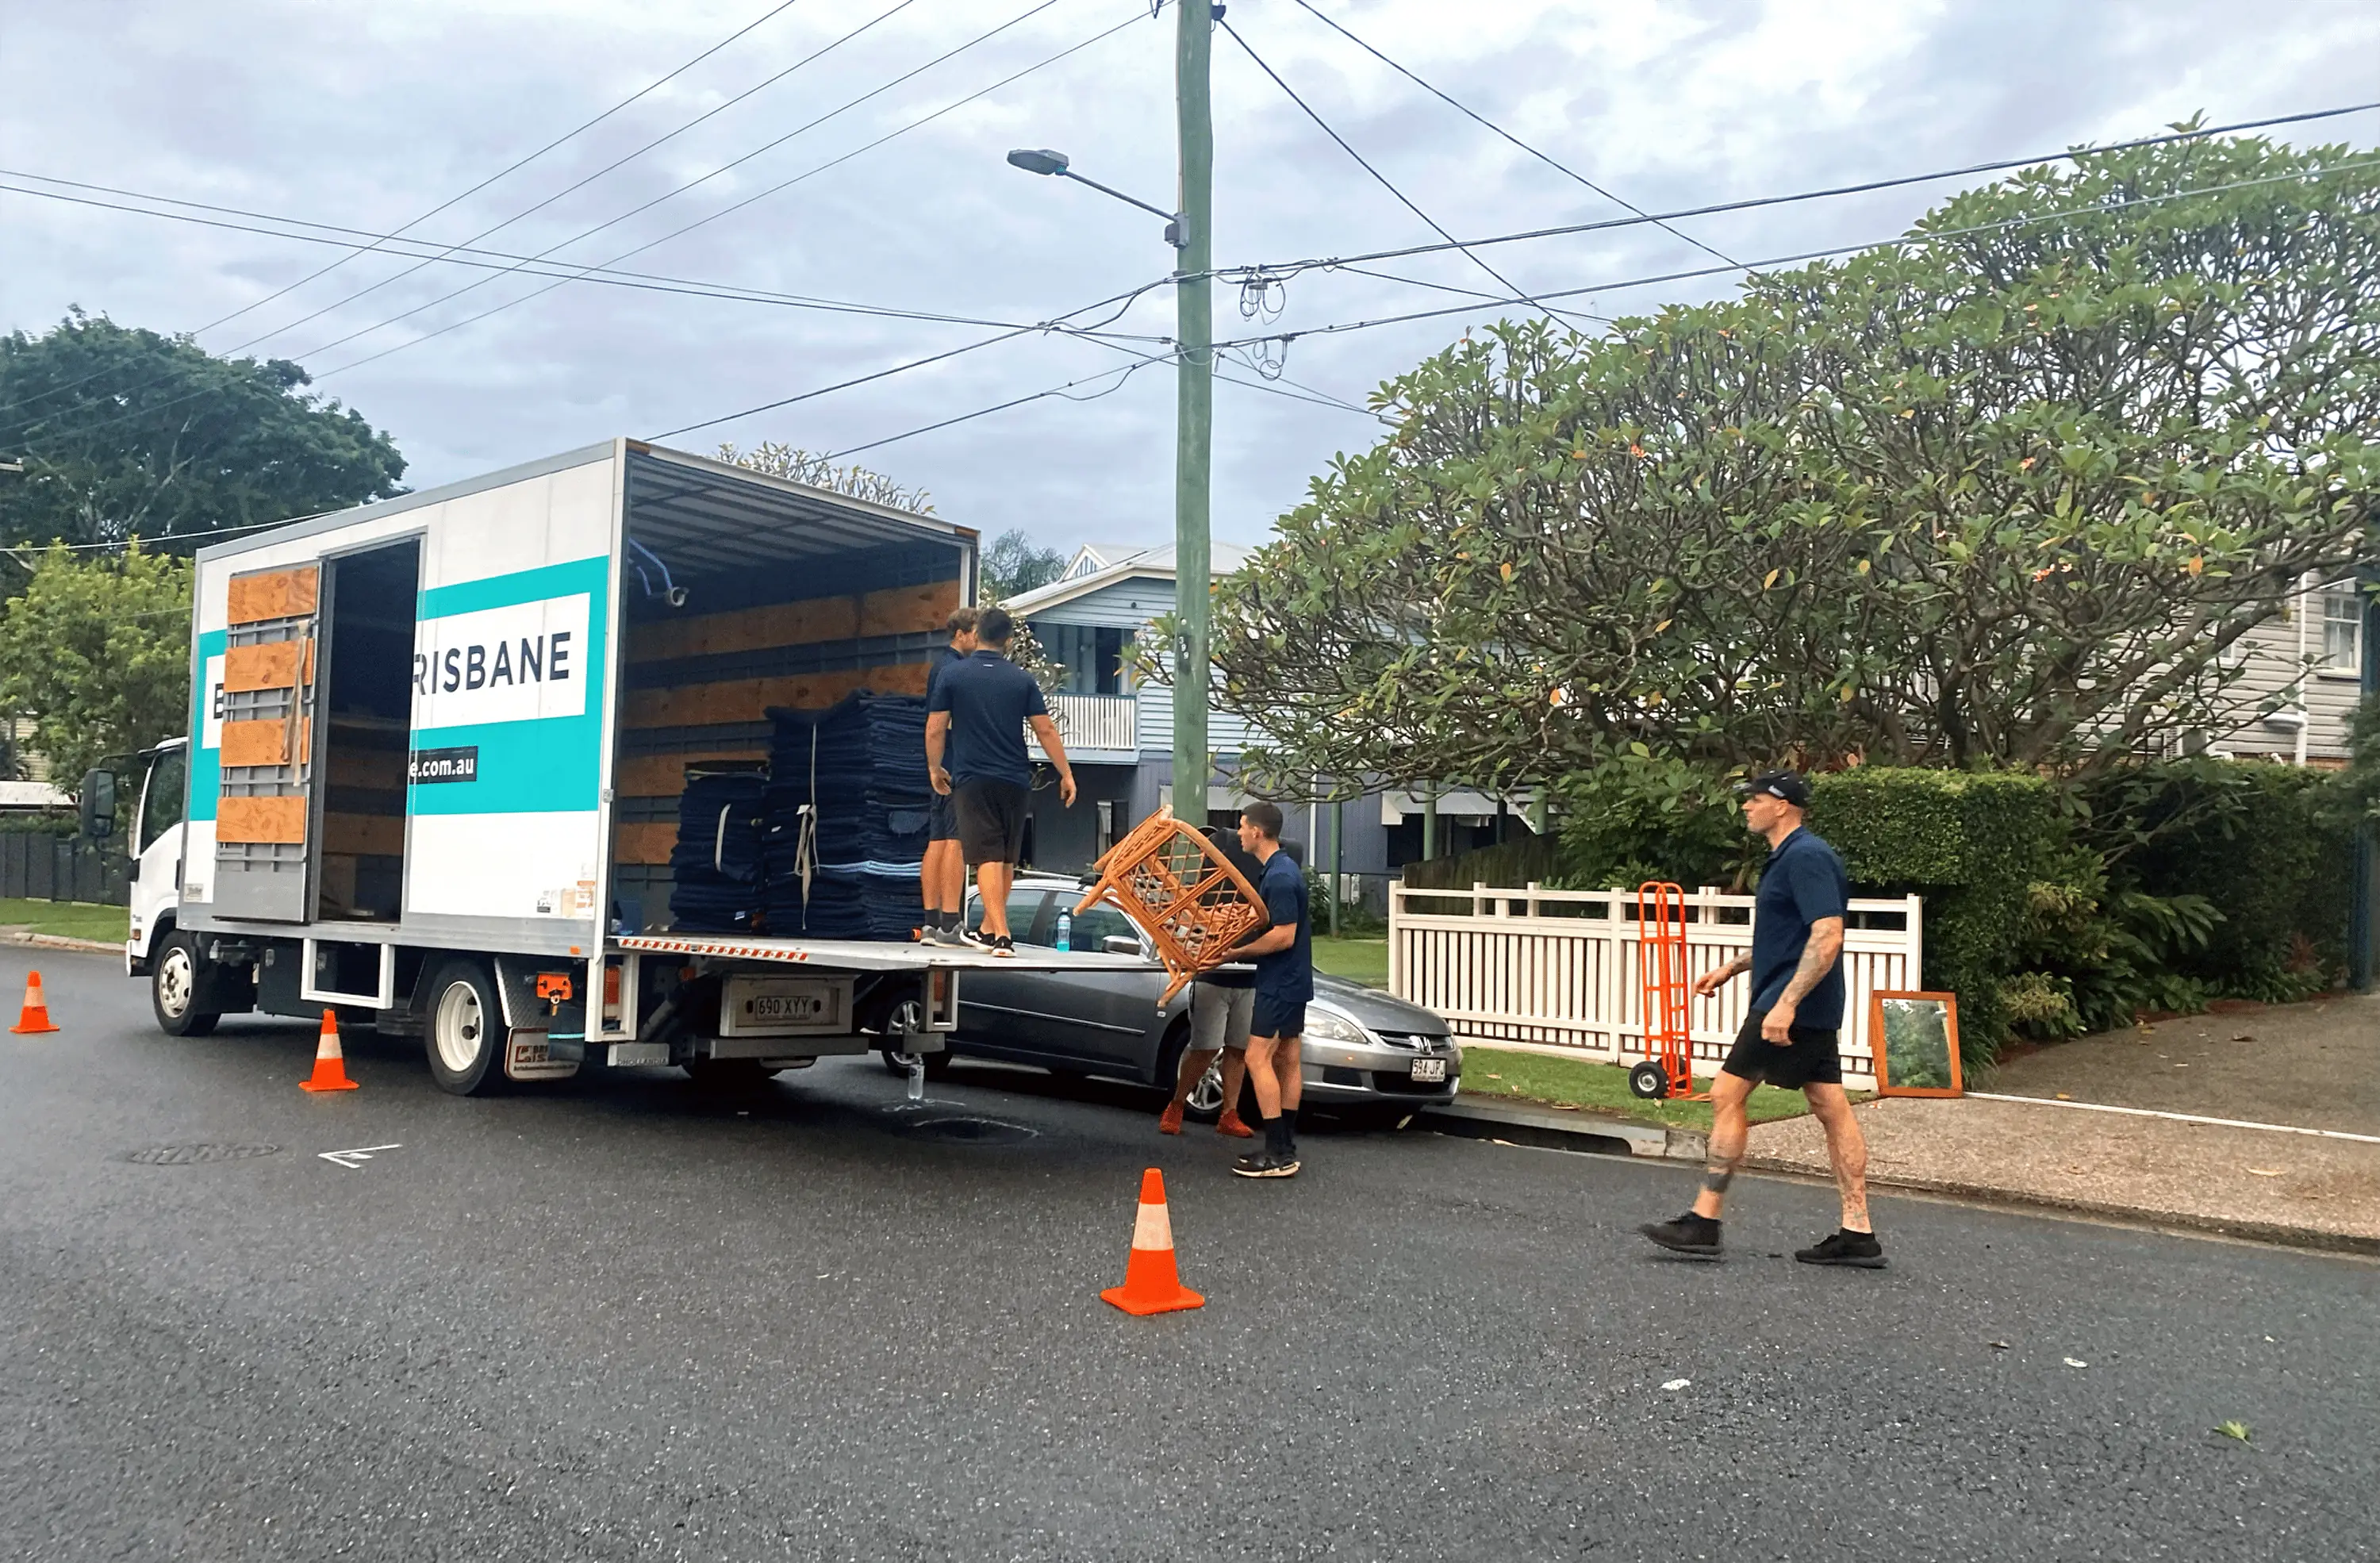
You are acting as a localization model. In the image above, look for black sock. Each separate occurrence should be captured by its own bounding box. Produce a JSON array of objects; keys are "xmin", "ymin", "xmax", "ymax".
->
[
  {"xmin": 942, "ymin": 910, "xmax": 961, "ymax": 931},
  {"xmin": 1280, "ymin": 1108, "xmax": 1298, "ymax": 1155},
  {"xmin": 1263, "ymin": 1114, "xmax": 1288, "ymax": 1156}
]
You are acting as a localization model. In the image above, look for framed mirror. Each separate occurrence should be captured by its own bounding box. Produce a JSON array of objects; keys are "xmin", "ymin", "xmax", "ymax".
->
[{"xmin": 1871, "ymin": 991, "xmax": 1963, "ymax": 1097}]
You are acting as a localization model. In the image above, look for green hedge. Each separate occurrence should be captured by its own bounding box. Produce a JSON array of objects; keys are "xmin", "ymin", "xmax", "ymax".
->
[{"xmin": 1809, "ymin": 769, "xmax": 2063, "ymax": 1062}]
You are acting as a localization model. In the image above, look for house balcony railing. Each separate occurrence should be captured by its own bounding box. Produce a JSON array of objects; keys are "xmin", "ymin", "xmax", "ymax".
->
[{"xmin": 1031, "ymin": 692, "xmax": 1138, "ymax": 761}]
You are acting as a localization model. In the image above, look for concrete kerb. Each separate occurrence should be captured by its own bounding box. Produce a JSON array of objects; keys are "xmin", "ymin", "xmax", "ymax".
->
[
  {"xmin": 0, "ymin": 931, "xmax": 121, "ymax": 954},
  {"xmin": 1421, "ymin": 1093, "xmax": 2372, "ymax": 1258}
]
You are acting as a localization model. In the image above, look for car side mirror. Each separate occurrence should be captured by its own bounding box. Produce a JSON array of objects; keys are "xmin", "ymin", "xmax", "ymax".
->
[
  {"xmin": 1102, "ymin": 934, "xmax": 1142, "ymax": 956},
  {"xmin": 79, "ymin": 768, "xmax": 117, "ymax": 841}
]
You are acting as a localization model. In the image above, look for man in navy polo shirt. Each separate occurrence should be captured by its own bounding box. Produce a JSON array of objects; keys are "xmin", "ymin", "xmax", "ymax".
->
[
  {"xmin": 925, "ymin": 607, "xmax": 1075, "ymax": 957},
  {"xmin": 1226, "ymin": 801, "xmax": 1312, "ymax": 1179},
  {"xmin": 1640, "ymin": 770, "xmax": 1883, "ymax": 1267},
  {"xmin": 917, "ymin": 607, "xmax": 978, "ymax": 947}
]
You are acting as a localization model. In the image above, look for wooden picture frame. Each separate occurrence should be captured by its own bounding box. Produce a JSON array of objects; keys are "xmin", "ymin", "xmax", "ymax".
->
[{"xmin": 1871, "ymin": 990, "xmax": 1964, "ymax": 1097}]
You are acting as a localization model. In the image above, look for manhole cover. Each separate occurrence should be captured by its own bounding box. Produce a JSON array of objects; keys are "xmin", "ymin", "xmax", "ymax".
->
[
  {"xmin": 900, "ymin": 1116, "xmax": 1037, "ymax": 1146},
  {"xmin": 115, "ymin": 1143, "xmax": 282, "ymax": 1166}
]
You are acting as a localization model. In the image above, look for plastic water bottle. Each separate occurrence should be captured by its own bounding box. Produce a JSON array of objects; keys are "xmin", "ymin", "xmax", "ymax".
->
[{"xmin": 1054, "ymin": 911, "xmax": 1073, "ymax": 952}]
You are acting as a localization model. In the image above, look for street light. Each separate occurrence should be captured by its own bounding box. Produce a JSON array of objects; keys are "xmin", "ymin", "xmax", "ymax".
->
[
  {"xmin": 1005, "ymin": 128, "xmax": 1215, "ymax": 828},
  {"xmin": 1004, "ymin": 148, "xmax": 1183, "ymax": 248}
]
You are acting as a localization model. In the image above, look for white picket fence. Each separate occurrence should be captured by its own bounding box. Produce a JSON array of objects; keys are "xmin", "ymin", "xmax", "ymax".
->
[{"xmin": 1388, "ymin": 882, "xmax": 1926, "ymax": 1086}]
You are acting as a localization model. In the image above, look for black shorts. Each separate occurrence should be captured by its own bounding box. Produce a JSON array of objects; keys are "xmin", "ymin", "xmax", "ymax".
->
[
  {"xmin": 1721, "ymin": 1008, "xmax": 1843, "ymax": 1089},
  {"xmin": 954, "ymin": 778, "xmax": 1031, "ymax": 865},
  {"xmin": 1250, "ymin": 995, "xmax": 1307, "ymax": 1041},
  {"xmin": 927, "ymin": 791, "xmax": 958, "ymax": 843}
]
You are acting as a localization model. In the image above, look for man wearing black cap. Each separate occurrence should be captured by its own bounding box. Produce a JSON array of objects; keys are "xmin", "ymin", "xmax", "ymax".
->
[{"xmin": 1639, "ymin": 770, "xmax": 1883, "ymax": 1267}]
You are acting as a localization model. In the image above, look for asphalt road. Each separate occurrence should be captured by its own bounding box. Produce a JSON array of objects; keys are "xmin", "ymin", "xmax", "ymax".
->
[{"xmin": 4, "ymin": 946, "xmax": 2374, "ymax": 1562}]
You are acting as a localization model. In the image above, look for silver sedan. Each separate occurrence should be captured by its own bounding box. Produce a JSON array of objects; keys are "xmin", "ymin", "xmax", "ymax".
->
[{"xmin": 896, "ymin": 874, "xmax": 1462, "ymax": 1119}]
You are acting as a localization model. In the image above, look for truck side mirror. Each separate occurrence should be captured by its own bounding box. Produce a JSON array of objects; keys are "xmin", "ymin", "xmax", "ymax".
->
[{"xmin": 79, "ymin": 768, "xmax": 117, "ymax": 840}]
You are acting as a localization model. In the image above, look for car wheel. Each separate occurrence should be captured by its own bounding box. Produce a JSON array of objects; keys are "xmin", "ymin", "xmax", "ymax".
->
[
  {"xmin": 150, "ymin": 931, "xmax": 220, "ymax": 1038},
  {"xmin": 683, "ymin": 1058, "xmax": 781, "ymax": 1090},
  {"xmin": 424, "ymin": 959, "xmax": 506, "ymax": 1096},
  {"xmin": 875, "ymin": 999, "xmax": 954, "ymax": 1078}
]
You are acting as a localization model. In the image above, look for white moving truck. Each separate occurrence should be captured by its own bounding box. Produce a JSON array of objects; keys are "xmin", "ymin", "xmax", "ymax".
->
[{"xmin": 106, "ymin": 439, "xmax": 1128, "ymax": 1093}]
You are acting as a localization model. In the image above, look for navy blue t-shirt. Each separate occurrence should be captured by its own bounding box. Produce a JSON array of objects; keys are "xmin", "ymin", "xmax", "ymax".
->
[
  {"xmin": 924, "ymin": 643, "xmax": 965, "ymax": 709},
  {"xmin": 1253, "ymin": 851, "xmax": 1313, "ymax": 1003},
  {"xmin": 927, "ymin": 650, "xmax": 1047, "ymax": 788},
  {"xmin": 1749, "ymin": 827, "xmax": 1851, "ymax": 1028}
]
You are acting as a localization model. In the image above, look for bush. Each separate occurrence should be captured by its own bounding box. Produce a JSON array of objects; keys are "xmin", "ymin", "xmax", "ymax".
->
[
  {"xmin": 1809, "ymin": 769, "xmax": 2064, "ymax": 1065},
  {"xmin": 2079, "ymin": 760, "xmax": 2352, "ymax": 1000},
  {"xmin": 1550, "ymin": 755, "xmax": 1763, "ymax": 891}
]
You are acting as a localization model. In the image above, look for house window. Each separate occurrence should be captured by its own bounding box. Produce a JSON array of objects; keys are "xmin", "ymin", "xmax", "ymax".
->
[{"xmin": 2323, "ymin": 582, "xmax": 2364, "ymax": 675}]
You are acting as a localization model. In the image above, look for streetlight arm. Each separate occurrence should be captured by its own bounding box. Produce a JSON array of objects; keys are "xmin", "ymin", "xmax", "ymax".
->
[{"xmin": 1056, "ymin": 169, "xmax": 1179, "ymax": 225}]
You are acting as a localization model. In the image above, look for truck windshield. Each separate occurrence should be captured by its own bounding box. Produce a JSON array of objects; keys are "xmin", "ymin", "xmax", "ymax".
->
[{"xmin": 138, "ymin": 747, "xmax": 186, "ymax": 853}]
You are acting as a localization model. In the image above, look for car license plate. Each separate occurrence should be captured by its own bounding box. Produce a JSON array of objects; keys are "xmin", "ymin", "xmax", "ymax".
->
[
  {"xmin": 1409, "ymin": 1057, "xmax": 1447, "ymax": 1083},
  {"xmin": 722, "ymin": 976, "xmax": 850, "ymax": 1036}
]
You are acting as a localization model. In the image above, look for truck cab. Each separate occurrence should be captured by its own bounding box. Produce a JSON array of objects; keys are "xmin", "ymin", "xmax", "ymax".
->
[{"xmin": 123, "ymin": 735, "xmax": 189, "ymax": 975}]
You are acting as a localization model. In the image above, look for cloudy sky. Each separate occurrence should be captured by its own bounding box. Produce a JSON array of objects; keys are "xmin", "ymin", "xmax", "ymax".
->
[{"xmin": 4, "ymin": 0, "xmax": 2376, "ymax": 551}]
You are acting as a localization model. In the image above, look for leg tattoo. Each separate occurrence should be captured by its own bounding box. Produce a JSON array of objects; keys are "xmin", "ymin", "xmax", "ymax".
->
[{"xmin": 1701, "ymin": 1160, "xmax": 1738, "ymax": 1196}]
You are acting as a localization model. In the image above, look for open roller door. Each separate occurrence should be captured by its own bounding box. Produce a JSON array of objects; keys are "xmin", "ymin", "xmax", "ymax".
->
[{"xmin": 213, "ymin": 563, "xmax": 320, "ymax": 921}]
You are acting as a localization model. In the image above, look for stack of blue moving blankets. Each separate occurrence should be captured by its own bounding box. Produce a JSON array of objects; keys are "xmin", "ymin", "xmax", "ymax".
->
[
  {"xmin": 667, "ymin": 691, "xmax": 930, "ymax": 939},
  {"xmin": 666, "ymin": 772, "xmax": 767, "ymax": 932}
]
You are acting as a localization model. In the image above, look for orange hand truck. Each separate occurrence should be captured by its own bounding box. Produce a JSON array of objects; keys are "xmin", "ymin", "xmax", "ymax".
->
[{"xmin": 1631, "ymin": 881, "xmax": 1695, "ymax": 1100}]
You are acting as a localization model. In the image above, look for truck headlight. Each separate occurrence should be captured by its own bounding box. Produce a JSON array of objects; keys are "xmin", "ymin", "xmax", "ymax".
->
[{"xmin": 1303, "ymin": 1007, "xmax": 1370, "ymax": 1044}]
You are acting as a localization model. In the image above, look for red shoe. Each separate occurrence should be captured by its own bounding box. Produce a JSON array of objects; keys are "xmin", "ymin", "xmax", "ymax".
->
[
  {"xmin": 1157, "ymin": 1101, "xmax": 1186, "ymax": 1135},
  {"xmin": 1215, "ymin": 1109, "xmax": 1256, "ymax": 1139}
]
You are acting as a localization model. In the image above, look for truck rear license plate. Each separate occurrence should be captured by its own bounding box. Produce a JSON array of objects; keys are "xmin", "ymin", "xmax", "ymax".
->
[
  {"xmin": 721, "ymin": 976, "xmax": 850, "ymax": 1037},
  {"xmin": 1409, "ymin": 1058, "xmax": 1447, "ymax": 1083}
]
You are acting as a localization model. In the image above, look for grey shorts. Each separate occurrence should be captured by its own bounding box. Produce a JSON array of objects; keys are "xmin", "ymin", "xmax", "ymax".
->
[{"xmin": 1190, "ymin": 981, "xmax": 1253, "ymax": 1052}]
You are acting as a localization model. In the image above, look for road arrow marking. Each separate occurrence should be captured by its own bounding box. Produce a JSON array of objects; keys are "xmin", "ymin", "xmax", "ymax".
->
[{"xmin": 318, "ymin": 1142, "xmax": 402, "ymax": 1170}]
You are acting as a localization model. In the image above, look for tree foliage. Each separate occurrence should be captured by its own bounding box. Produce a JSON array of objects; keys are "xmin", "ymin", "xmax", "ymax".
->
[
  {"xmin": 0, "ymin": 544, "xmax": 193, "ymax": 781},
  {"xmin": 715, "ymin": 440, "xmax": 933, "ymax": 513},
  {"xmin": 1205, "ymin": 129, "xmax": 2380, "ymax": 792},
  {"xmin": 0, "ymin": 311, "xmax": 405, "ymax": 547},
  {"xmin": 979, "ymin": 528, "xmax": 1067, "ymax": 603}
]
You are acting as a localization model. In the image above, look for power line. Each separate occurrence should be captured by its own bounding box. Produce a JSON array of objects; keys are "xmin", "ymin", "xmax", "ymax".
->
[
  {"xmin": 645, "ymin": 276, "xmax": 1174, "ymax": 441},
  {"xmin": 1215, "ymin": 15, "xmax": 1601, "ymax": 335},
  {"xmin": 1287, "ymin": 0, "xmax": 1740, "ymax": 267},
  {"xmin": 193, "ymin": 0, "xmax": 814, "ymax": 342},
  {"xmin": 4, "ymin": 0, "xmax": 815, "ymax": 421},
  {"xmin": 824, "ymin": 351, "xmax": 1173, "ymax": 460},
  {"xmin": 0, "ymin": 176, "xmax": 1166, "ymax": 340},
  {"xmin": 13, "ymin": 3, "xmax": 1166, "ymax": 459},
  {"xmin": 223, "ymin": 0, "xmax": 927, "ymax": 367},
  {"xmin": 299, "ymin": 0, "xmax": 1149, "ymax": 386},
  {"xmin": 1205, "ymin": 98, "xmax": 2380, "ymax": 285},
  {"xmin": 1204, "ymin": 156, "xmax": 2380, "ymax": 351}
]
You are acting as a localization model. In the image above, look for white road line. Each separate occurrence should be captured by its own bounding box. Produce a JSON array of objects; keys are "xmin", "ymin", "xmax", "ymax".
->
[
  {"xmin": 1964, "ymin": 1093, "xmax": 2380, "ymax": 1146},
  {"xmin": 317, "ymin": 1142, "xmax": 404, "ymax": 1169}
]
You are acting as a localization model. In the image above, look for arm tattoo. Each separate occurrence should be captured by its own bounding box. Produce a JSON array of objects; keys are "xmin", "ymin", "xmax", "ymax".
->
[{"xmin": 1779, "ymin": 927, "xmax": 1841, "ymax": 1007}]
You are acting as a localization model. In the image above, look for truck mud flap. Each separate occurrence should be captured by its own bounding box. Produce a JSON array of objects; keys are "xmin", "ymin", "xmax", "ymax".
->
[{"xmin": 504, "ymin": 1028, "xmax": 581, "ymax": 1081}]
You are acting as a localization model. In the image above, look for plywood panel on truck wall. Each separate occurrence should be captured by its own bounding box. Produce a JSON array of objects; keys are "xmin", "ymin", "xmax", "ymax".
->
[{"xmin": 185, "ymin": 446, "xmax": 621, "ymax": 952}]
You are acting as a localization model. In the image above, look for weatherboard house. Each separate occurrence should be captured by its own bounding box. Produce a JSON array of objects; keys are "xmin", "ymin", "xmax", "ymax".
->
[{"xmin": 1002, "ymin": 542, "xmax": 1537, "ymax": 901}]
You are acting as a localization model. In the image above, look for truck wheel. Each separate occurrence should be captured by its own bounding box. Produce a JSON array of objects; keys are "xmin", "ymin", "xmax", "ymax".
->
[
  {"xmin": 875, "ymin": 1000, "xmax": 954, "ymax": 1079},
  {"xmin": 151, "ymin": 931, "xmax": 221, "ymax": 1038},
  {"xmin": 424, "ymin": 959, "xmax": 506, "ymax": 1096}
]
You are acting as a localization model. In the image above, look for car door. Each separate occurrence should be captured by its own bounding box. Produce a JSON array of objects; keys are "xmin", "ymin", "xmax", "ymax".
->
[
  {"xmin": 956, "ymin": 888, "xmax": 1160, "ymax": 1077},
  {"xmin": 952, "ymin": 887, "xmax": 1052, "ymax": 1055}
]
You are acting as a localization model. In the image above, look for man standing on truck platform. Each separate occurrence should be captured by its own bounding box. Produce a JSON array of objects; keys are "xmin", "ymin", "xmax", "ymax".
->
[
  {"xmin": 926, "ymin": 606, "xmax": 1076, "ymax": 958},
  {"xmin": 918, "ymin": 608, "xmax": 979, "ymax": 947},
  {"xmin": 1155, "ymin": 824, "xmax": 1261, "ymax": 1140},
  {"xmin": 1228, "ymin": 801, "xmax": 1311, "ymax": 1178},
  {"xmin": 1637, "ymin": 770, "xmax": 1884, "ymax": 1267}
]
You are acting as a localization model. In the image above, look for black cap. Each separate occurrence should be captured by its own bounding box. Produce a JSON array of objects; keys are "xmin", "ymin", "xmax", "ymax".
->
[{"xmin": 1737, "ymin": 770, "xmax": 1811, "ymax": 808}]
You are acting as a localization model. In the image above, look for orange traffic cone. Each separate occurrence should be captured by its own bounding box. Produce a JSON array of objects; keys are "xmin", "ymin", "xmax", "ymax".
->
[
  {"xmin": 300, "ymin": 1009, "xmax": 360, "ymax": 1093},
  {"xmin": 1100, "ymin": 1168, "xmax": 1204, "ymax": 1315},
  {"xmin": 10, "ymin": 970, "xmax": 59, "ymax": 1035}
]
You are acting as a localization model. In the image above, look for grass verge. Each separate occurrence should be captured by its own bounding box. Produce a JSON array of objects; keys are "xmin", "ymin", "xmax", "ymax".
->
[
  {"xmin": 1459, "ymin": 1043, "xmax": 1820, "ymax": 1131},
  {"xmin": 1312, "ymin": 935, "xmax": 1390, "ymax": 989},
  {"xmin": 0, "ymin": 898, "xmax": 129, "ymax": 943}
]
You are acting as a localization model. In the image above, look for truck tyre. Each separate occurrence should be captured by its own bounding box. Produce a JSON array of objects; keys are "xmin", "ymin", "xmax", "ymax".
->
[
  {"xmin": 151, "ymin": 931, "xmax": 221, "ymax": 1038},
  {"xmin": 424, "ymin": 959, "xmax": 506, "ymax": 1096},
  {"xmin": 875, "ymin": 999, "xmax": 954, "ymax": 1079}
]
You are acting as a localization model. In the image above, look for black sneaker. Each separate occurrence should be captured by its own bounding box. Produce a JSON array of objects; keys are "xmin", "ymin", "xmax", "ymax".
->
[
  {"xmin": 961, "ymin": 927, "xmax": 993, "ymax": 950},
  {"xmin": 1231, "ymin": 1151, "xmax": 1302, "ymax": 1179},
  {"xmin": 1795, "ymin": 1229, "xmax": 1887, "ymax": 1268},
  {"xmin": 991, "ymin": 935, "xmax": 1015, "ymax": 958},
  {"xmin": 1638, "ymin": 1211, "xmax": 1722, "ymax": 1259}
]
